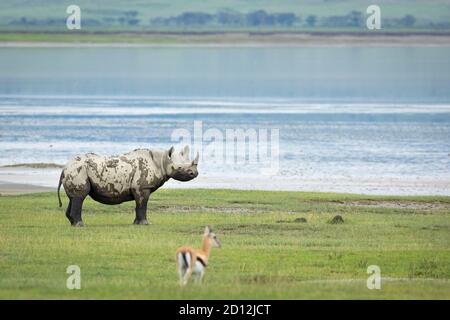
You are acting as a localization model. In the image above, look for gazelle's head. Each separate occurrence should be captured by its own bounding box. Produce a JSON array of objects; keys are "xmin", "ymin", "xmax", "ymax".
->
[
  {"xmin": 204, "ymin": 226, "xmax": 221, "ymax": 248},
  {"xmin": 165, "ymin": 145, "xmax": 199, "ymax": 181}
]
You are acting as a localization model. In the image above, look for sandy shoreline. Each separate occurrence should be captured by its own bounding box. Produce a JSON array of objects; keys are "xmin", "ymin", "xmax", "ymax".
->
[
  {"xmin": 2, "ymin": 33, "xmax": 450, "ymax": 47},
  {"xmin": 0, "ymin": 181, "xmax": 53, "ymax": 195},
  {"xmin": 0, "ymin": 167, "xmax": 449, "ymax": 196}
]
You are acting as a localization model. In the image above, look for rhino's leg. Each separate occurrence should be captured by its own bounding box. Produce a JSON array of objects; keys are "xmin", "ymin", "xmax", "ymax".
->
[
  {"xmin": 68, "ymin": 182, "xmax": 90, "ymax": 227},
  {"xmin": 63, "ymin": 164, "xmax": 90, "ymax": 227},
  {"xmin": 132, "ymin": 190, "xmax": 151, "ymax": 225},
  {"xmin": 65, "ymin": 199, "xmax": 73, "ymax": 225},
  {"xmin": 70, "ymin": 197, "xmax": 86, "ymax": 227},
  {"xmin": 133, "ymin": 203, "xmax": 148, "ymax": 225}
]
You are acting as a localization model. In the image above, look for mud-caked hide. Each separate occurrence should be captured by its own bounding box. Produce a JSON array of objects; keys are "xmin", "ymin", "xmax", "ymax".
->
[{"xmin": 58, "ymin": 146, "xmax": 198, "ymax": 226}]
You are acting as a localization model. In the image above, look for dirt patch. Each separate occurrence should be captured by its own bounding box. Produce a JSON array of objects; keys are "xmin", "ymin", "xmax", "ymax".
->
[
  {"xmin": 333, "ymin": 200, "xmax": 450, "ymax": 210},
  {"xmin": 277, "ymin": 217, "xmax": 307, "ymax": 223},
  {"xmin": 238, "ymin": 274, "xmax": 295, "ymax": 284},
  {"xmin": 155, "ymin": 205, "xmax": 267, "ymax": 214},
  {"xmin": 218, "ymin": 223, "xmax": 314, "ymax": 235}
]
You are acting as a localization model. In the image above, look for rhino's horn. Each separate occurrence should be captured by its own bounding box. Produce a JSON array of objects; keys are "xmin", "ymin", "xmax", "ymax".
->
[{"xmin": 192, "ymin": 151, "xmax": 199, "ymax": 165}]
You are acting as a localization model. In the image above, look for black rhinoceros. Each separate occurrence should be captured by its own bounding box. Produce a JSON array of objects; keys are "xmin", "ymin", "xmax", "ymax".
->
[{"xmin": 57, "ymin": 146, "xmax": 198, "ymax": 227}]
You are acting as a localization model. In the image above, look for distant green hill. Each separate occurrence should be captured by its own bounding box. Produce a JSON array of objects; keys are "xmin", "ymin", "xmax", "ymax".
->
[{"xmin": 0, "ymin": 0, "xmax": 449, "ymax": 32}]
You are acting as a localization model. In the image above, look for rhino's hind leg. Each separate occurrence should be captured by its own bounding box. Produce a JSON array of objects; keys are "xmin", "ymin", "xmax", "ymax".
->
[
  {"xmin": 70, "ymin": 197, "xmax": 86, "ymax": 227},
  {"xmin": 65, "ymin": 199, "xmax": 73, "ymax": 225}
]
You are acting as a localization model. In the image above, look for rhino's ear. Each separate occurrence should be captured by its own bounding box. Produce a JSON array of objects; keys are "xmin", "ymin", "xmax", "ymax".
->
[{"xmin": 167, "ymin": 146, "xmax": 175, "ymax": 159}]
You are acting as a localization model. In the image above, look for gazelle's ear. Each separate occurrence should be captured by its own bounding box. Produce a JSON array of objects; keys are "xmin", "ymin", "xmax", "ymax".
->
[
  {"xmin": 204, "ymin": 226, "xmax": 210, "ymax": 234},
  {"xmin": 167, "ymin": 146, "xmax": 175, "ymax": 159}
]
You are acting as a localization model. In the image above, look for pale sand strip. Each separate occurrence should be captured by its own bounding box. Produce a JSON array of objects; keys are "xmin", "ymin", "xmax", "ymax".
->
[
  {"xmin": 0, "ymin": 167, "xmax": 449, "ymax": 196},
  {"xmin": 0, "ymin": 181, "xmax": 53, "ymax": 195},
  {"xmin": 1, "ymin": 34, "xmax": 450, "ymax": 48}
]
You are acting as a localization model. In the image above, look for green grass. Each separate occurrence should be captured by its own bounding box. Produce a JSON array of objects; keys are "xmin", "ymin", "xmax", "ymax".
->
[
  {"xmin": 0, "ymin": 189, "xmax": 449, "ymax": 299},
  {"xmin": 1, "ymin": 30, "xmax": 450, "ymax": 45}
]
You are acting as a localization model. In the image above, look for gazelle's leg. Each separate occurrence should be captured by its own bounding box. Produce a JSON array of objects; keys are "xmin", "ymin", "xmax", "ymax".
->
[
  {"xmin": 181, "ymin": 253, "xmax": 193, "ymax": 286},
  {"xmin": 193, "ymin": 264, "xmax": 205, "ymax": 285},
  {"xmin": 199, "ymin": 269, "xmax": 205, "ymax": 284},
  {"xmin": 182, "ymin": 267, "xmax": 193, "ymax": 286},
  {"xmin": 179, "ymin": 272, "xmax": 185, "ymax": 286},
  {"xmin": 192, "ymin": 272, "xmax": 200, "ymax": 285},
  {"xmin": 177, "ymin": 253, "xmax": 187, "ymax": 287}
]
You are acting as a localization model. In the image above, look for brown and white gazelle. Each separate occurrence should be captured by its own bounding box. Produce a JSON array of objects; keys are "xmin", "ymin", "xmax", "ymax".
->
[{"xmin": 176, "ymin": 226, "xmax": 221, "ymax": 286}]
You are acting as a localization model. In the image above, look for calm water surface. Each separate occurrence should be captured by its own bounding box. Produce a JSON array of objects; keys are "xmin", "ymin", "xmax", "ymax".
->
[{"xmin": 0, "ymin": 46, "xmax": 449, "ymax": 190}]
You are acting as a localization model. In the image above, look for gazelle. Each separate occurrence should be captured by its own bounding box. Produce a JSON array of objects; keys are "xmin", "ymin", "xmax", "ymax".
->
[{"xmin": 176, "ymin": 226, "xmax": 221, "ymax": 286}]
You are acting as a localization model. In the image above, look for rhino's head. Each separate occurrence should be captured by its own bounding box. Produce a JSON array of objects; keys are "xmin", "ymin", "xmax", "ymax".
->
[{"xmin": 165, "ymin": 145, "xmax": 199, "ymax": 181}]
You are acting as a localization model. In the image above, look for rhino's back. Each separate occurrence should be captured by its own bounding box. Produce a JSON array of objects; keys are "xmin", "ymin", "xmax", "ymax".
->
[
  {"xmin": 119, "ymin": 149, "xmax": 168, "ymax": 191},
  {"xmin": 83, "ymin": 153, "xmax": 137, "ymax": 195},
  {"xmin": 63, "ymin": 150, "xmax": 164, "ymax": 199},
  {"xmin": 84, "ymin": 150, "xmax": 162, "ymax": 194}
]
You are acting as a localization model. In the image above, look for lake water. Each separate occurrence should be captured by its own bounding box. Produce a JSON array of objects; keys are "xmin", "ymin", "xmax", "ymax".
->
[{"xmin": 0, "ymin": 46, "xmax": 449, "ymax": 194}]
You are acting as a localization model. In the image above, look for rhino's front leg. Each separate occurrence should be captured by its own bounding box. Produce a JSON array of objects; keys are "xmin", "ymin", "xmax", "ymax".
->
[
  {"xmin": 134, "ymin": 203, "xmax": 149, "ymax": 225},
  {"xmin": 132, "ymin": 189, "xmax": 151, "ymax": 225}
]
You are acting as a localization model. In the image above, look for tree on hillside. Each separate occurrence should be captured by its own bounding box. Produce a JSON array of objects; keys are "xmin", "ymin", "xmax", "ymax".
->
[
  {"xmin": 274, "ymin": 13, "xmax": 297, "ymax": 26},
  {"xmin": 306, "ymin": 15, "xmax": 317, "ymax": 27},
  {"xmin": 217, "ymin": 9, "xmax": 244, "ymax": 25},
  {"xmin": 322, "ymin": 11, "xmax": 363, "ymax": 27},
  {"xmin": 347, "ymin": 11, "xmax": 364, "ymax": 27},
  {"xmin": 246, "ymin": 10, "xmax": 273, "ymax": 26},
  {"xmin": 175, "ymin": 12, "xmax": 214, "ymax": 26},
  {"xmin": 401, "ymin": 15, "xmax": 416, "ymax": 27}
]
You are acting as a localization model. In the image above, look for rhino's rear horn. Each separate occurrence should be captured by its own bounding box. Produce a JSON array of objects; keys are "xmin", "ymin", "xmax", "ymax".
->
[{"xmin": 192, "ymin": 151, "xmax": 199, "ymax": 165}]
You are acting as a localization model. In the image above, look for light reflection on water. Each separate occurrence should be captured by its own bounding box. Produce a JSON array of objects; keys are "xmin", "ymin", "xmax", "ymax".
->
[{"xmin": 0, "ymin": 47, "xmax": 449, "ymax": 189}]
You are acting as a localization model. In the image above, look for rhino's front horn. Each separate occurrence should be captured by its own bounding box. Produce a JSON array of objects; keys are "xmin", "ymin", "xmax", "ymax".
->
[{"xmin": 192, "ymin": 151, "xmax": 199, "ymax": 165}]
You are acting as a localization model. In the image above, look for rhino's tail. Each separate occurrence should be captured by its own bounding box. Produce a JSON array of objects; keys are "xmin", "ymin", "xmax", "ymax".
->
[{"xmin": 57, "ymin": 170, "xmax": 64, "ymax": 207}]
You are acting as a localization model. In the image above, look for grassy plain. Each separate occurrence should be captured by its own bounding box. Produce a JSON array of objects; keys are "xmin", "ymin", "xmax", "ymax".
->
[{"xmin": 0, "ymin": 189, "xmax": 449, "ymax": 299}]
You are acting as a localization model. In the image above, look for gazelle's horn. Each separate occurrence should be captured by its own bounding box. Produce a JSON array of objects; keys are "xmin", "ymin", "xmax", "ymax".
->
[{"xmin": 192, "ymin": 151, "xmax": 199, "ymax": 165}]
